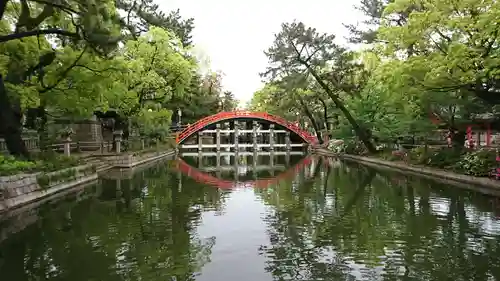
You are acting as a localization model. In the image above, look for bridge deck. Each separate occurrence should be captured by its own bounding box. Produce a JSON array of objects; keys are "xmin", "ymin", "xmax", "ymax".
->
[
  {"xmin": 180, "ymin": 151, "xmax": 306, "ymax": 157},
  {"xmin": 180, "ymin": 143, "xmax": 307, "ymax": 149},
  {"xmin": 199, "ymin": 165, "xmax": 286, "ymax": 172},
  {"xmin": 200, "ymin": 129, "xmax": 288, "ymax": 133}
]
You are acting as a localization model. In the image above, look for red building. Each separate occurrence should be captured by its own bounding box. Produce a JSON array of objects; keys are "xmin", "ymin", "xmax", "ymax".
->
[{"xmin": 430, "ymin": 112, "xmax": 498, "ymax": 147}]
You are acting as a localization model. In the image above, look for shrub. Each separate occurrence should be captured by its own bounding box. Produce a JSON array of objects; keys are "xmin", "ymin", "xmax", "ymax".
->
[
  {"xmin": 455, "ymin": 149, "xmax": 496, "ymax": 177},
  {"xmin": 0, "ymin": 152, "xmax": 81, "ymax": 176},
  {"xmin": 0, "ymin": 155, "xmax": 37, "ymax": 175},
  {"xmin": 425, "ymin": 147, "xmax": 464, "ymax": 169},
  {"xmin": 343, "ymin": 139, "xmax": 366, "ymax": 155},
  {"xmin": 408, "ymin": 146, "xmax": 432, "ymax": 164},
  {"xmin": 327, "ymin": 139, "xmax": 345, "ymax": 153},
  {"xmin": 390, "ymin": 150, "xmax": 408, "ymax": 161}
]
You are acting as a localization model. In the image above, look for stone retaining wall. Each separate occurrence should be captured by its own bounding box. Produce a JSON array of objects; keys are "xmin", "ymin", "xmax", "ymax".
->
[
  {"xmin": 101, "ymin": 150, "xmax": 174, "ymax": 168},
  {"xmin": 0, "ymin": 164, "xmax": 98, "ymax": 213},
  {"xmin": 101, "ymin": 154, "xmax": 174, "ymax": 180},
  {"xmin": 313, "ymin": 148, "xmax": 500, "ymax": 193}
]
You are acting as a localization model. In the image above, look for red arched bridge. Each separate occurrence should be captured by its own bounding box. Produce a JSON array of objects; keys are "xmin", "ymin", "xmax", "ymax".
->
[
  {"xmin": 175, "ymin": 111, "xmax": 318, "ymax": 149},
  {"xmin": 174, "ymin": 156, "xmax": 313, "ymax": 189}
]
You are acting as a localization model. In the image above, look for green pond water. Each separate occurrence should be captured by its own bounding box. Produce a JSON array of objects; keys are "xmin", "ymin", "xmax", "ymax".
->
[{"xmin": 1, "ymin": 154, "xmax": 500, "ymax": 281}]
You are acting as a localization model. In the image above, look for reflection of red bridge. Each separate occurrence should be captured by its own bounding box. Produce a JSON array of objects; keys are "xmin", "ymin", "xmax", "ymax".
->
[{"xmin": 174, "ymin": 157, "xmax": 313, "ymax": 189}]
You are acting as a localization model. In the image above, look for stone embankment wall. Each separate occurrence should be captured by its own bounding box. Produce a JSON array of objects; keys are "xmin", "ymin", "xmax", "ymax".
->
[
  {"xmin": 101, "ymin": 151, "xmax": 173, "ymax": 168},
  {"xmin": 0, "ymin": 164, "xmax": 98, "ymax": 213}
]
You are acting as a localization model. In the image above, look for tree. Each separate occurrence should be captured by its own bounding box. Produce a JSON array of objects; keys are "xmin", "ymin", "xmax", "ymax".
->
[
  {"xmin": 0, "ymin": 0, "xmax": 211, "ymax": 157},
  {"xmin": 344, "ymin": 0, "xmax": 393, "ymax": 44},
  {"xmin": 0, "ymin": 0, "xmax": 122, "ymax": 157},
  {"xmin": 250, "ymin": 79, "xmax": 324, "ymax": 143},
  {"xmin": 116, "ymin": 1, "xmax": 194, "ymax": 46},
  {"xmin": 114, "ymin": 27, "xmax": 194, "ymax": 115},
  {"xmin": 336, "ymin": 58, "xmax": 437, "ymax": 142},
  {"xmin": 166, "ymin": 71, "xmax": 226, "ymax": 124},
  {"xmin": 378, "ymin": 0, "xmax": 500, "ymax": 105},
  {"xmin": 370, "ymin": 0, "xmax": 500, "ymax": 146},
  {"xmin": 262, "ymin": 21, "xmax": 376, "ymax": 152},
  {"xmin": 221, "ymin": 91, "xmax": 238, "ymax": 111}
]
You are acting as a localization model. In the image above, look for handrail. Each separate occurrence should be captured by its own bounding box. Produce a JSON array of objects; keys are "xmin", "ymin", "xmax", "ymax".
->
[{"xmin": 176, "ymin": 111, "xmax": 318, "ymax": 144}]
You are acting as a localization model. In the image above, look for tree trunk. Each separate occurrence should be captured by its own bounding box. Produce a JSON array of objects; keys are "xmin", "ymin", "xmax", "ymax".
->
[
  {"xmin": 307, "ymin": 67, "xmax": 376, "ymax": 153},
  {"xmin": 318, "ymin": 97, "xmax": 331, "ymax": 131},
  {"xmin": 451, "ymin": 130, "xmax": 465, "ymax": 149},
  {"xmin": 298, "ymin": 96, "xmax": 323, "ymax": 144},
  {"xmin": 0, "ymin": 1, "xmax": 9, "ymax": 22},
  {"xmin": 0, "ymin": 75, "xmax": 29, "ymax": 158},
  {"xmin": 37, "ymin": 104, "xmax": 49, "ymax": 151}
]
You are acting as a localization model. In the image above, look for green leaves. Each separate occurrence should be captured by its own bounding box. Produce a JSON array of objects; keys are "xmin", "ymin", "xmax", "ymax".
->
[
  {"xmin": 0, "ymin": 0, "xmax": 227, "ymax": 140},
  {"xmin": 262, "ymin": 21, "xmax": 338, "ymax": 81},
  {"xmin": 115, "ymin": 27, "xmax": 195, "ymax": 115},
  {"xmin": 378, "ymin": 0, "xmax": 500, "ymax": 105}
]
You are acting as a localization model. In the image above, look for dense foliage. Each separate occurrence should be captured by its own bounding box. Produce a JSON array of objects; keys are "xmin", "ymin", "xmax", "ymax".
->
[
  {"xmin": 0, "ymin": 153, "xmax": 81, "ymax": 176},
  {"xmin": 250, "ymin": 0, "xmax": 500, "ymax": 154},
  {"xmin": 0, "ymin": 0, "xmax": 238, "ymax": 158}
]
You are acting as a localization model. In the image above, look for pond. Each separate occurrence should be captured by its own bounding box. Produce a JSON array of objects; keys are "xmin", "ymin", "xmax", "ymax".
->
[{"xmin": 1, "ymin": 153, "xmax": 500, "ymax": 281}]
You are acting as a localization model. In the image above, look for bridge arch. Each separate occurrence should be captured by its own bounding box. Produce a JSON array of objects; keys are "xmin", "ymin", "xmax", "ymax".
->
[
  {"xmin": 174, "ymin": 157, "xmax": 313, "ymax": 189},
  {"xmin": 175, "ymin": 111, "xmax": 318, "ymax": 145}
]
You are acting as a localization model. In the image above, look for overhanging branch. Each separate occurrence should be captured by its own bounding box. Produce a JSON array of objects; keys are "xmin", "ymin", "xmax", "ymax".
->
[
  {"xmin": 0, "ymin": 29, "xmax": 79, "ymax": 43},
  {"xmin": 39, "ymin": 47, "xmax": 87, "ymax": 93}
]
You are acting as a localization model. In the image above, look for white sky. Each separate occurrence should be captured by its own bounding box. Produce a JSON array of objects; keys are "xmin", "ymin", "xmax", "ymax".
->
[{"xmin": 160, "ymin": 0, "xmax": 364, "ymax": 105}]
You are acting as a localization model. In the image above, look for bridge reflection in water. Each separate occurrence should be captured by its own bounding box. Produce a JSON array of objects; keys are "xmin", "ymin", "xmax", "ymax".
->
[{"xmin": 174, "ymin": 152, "xmax": 322, "ymax": 189}]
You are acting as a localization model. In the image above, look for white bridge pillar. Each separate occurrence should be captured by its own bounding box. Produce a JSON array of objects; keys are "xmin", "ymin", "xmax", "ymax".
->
[
  {"xmin": 252, "ymin": 121, "xmax": 258, "ymax": 151},
  {"xmin": 269, "ymin": 124, "xmax": 274, "ymax": 151},
  {"xmin": 198, "ymin": 132, "xmax": 203, "ymax": 152},
  {"xmin": 285, "ymin": 131, "xmax": 291, "ymax": 151},
  {"xmin": 216, "ymin": 123, "xmax": 221, "ymax": 151},
  {"xmin": 233, "ymin": 120, "xmax": 239, "ymax": 151}
]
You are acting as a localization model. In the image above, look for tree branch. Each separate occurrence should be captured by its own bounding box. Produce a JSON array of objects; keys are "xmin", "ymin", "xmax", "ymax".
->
[
  {"xmin": 0, "ymin": 28, "xmax": 79, "ymax": 43},
  {"xmin": 16, "ymin": 0, "xmax": 31, "ymax": 32},
  {"xmin": 74, "ymin": 64, "xmax": 121, "ymax": 73},
  {"xmin": 26, "ymin": 2, "xmax": 54, "ymax": 30},
  {"xmin": 28, "ymin": 0, "xmax": 82, "ymax": 15},
  {"xmin": 39, "ymin": 47, "xmax": 87, "ymax": 93},
  {"xmin": 0, "ymin": 0, "xmax": 8, "ymax": 22}
]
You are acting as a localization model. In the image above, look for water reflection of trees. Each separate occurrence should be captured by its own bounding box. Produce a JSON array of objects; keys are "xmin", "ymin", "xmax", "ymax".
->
[
  {"xmin": 0, "ymin": 160, "xmax": 226, "ymax": 281},
  {"xmin": 257, "ymin": 160, "xmax": 500, "ymax": 281}
]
